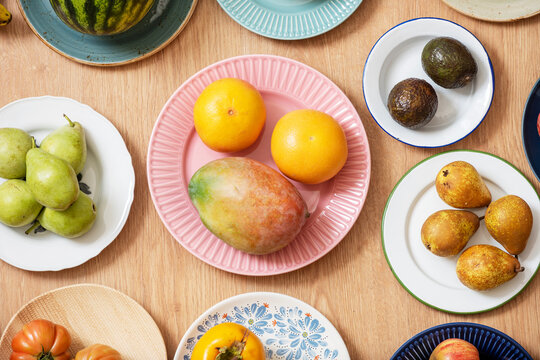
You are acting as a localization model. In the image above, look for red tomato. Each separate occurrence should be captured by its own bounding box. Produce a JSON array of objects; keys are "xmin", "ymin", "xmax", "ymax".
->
[{"xmin": 10, "ymin": 319, "xmax": 71, "ymax": 360}]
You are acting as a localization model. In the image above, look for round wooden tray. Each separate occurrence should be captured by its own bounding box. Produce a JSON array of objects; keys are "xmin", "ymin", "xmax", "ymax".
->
[{"xmin": 0, "ymin": 284, "xmax": 166, "ymax": 359}]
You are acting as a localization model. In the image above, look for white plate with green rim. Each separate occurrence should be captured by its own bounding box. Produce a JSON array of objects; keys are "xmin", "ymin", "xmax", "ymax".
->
[{"xmin": 382, "ymin": 150, "xmax": 540, "ymax": 314}]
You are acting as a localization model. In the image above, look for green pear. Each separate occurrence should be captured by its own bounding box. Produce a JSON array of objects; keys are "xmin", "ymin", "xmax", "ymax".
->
[
  {"xmin": 485, "ymin": 195, "xmax": 532, "ymax": 255},
  {"xmin": 38, "ymin": 193, "xmax": 96, "ymax": 238},
  {"xmin": 26, "ymin": 144, "xmax": 79, "ymax": 211},
  {"xmin": 0, "ymin": 128, "xmax": 33, "ymax": 179},
  {"xmin": 435, "ymin": 161, "xmax": 491, "ymax": 208},
  {"xmin": 456, "ymin": 244, "xmax": 524, "ymax": 291},
  {"xmin": 40, "ymin": 114, "xmax": 87, "ymax": 174},
  {"xmin": 421, "ymin": 210, "xmax": 479, "ymax": 256},
  {"xmin": 0, "ymin": 179, "xmax": 43, "ymax": 227}
]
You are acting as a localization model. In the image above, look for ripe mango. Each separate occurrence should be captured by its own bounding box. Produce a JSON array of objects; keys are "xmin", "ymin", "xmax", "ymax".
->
[{"xmin": 188, "ymin": 157, "xmax": 309, "ymax": 255}]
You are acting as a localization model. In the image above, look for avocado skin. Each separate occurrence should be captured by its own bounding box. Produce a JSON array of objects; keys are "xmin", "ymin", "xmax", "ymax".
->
[
  {"xmin": 422, "ymin": 37, "xmax": 478, "ymax": 89},
  {"xmin": 387, "ymin": 78, "xmax": 438, "ymax": 129}
]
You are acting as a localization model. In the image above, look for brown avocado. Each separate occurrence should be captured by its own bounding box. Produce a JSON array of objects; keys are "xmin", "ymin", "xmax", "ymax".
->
[{"xmin": 387, "ymin": 78, "xmax": 438, "ymax": 129}]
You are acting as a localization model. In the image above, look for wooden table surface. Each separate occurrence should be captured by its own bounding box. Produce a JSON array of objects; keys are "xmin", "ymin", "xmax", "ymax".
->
[{"xmin": 1, "ymin": 0, "xmax": 539, "ymax": 358}]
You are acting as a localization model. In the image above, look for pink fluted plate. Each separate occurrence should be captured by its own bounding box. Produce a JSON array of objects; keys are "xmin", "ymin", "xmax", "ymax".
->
[{"xmin": 147, "ymin": 54, "xmax": 371, "ymax": 275}]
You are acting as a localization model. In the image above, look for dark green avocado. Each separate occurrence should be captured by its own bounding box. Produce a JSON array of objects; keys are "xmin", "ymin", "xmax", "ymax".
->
[
  {"xmin": 387, "ymin": 78, "xmax": 438, "ymax": 129},
  {"xmin": 422, "ymin": 37, "xmax": 478, "ymax": 89}
]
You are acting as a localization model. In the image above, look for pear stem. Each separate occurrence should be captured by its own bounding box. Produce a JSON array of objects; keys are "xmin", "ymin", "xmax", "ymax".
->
[
  {"xmin": 31, "ymin": 136, "xmax": 36, "ymax": 149},
  {"xmin": 63, "ymin": 114, "xmax": 75, "ymax": 127},
  {"xmin": 478, "ymin": 216, "xmax": 485, "ymax": 221},
  {"xmin": 25, "ymin": 220, "xmax": 40, "ymax": 235},
  {"xmin": 516, "ymin": 266, "xmax": 525, "ymax": 273}
]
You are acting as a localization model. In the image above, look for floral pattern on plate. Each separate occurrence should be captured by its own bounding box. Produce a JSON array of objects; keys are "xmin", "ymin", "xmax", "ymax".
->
[{"xmin": 177, "ymin": 293, "xmax": 348, "ymax": 360}]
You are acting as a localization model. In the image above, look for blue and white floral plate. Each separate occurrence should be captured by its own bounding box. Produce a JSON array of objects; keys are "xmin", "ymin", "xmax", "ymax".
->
[{"xmin": 174, "ymin": 292, "xmax": 349, "ymax": 360}]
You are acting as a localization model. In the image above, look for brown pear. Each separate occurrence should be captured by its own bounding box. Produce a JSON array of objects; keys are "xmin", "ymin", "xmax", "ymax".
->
[
  {"xmin": 435, "ymin": 161, "xmax": 491, "ymax": 208},
  {"xmin": 485, "ymin": 195, "xmax": 532, "ymax": 255},
  {"xmin": 456, "ymin": 245, "xmax": 524, "ymax": 291},
  {"xmin": 421, "ymin": 210, "xmax": 479, "ymax": 256}
]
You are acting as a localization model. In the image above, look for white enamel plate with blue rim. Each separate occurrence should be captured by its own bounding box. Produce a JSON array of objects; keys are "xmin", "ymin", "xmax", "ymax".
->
[
  {"xmin": 363, "ymin": 17, "xmax": 494, "ymax": 147},
  {"xmin": 216, "ymin": 0, "xmax": 363, "ymax": 40},
  {"xmin": 382, "ymin": 150, "xmax": 540, "ymax": 314},
  {"xmin": 174, "ymin": 292, "xmax": 349, "ymax": 359}
]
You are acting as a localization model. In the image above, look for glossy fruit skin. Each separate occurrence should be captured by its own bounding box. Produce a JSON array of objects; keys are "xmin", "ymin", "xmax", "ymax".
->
[
  {"xmin": 387, "ymin": 78, "xmax": 438, "ymax": 129},
  {"xmin": 421, "ymin": 210, "xmax": 479, "ymax": 257},
  {"xmin": 0, "ymin": 128, "xmax": 33, "ymax": 179},
  {"xmin": 26, "ymin": 148, "xmax": 80, "ymax": 211},
  {"xmin": 422, "ymin": 37, "xmax": 478, "ymax": 89},
  {"xmin": 49, "ymin": 0, "xmax": 155, "ymax": 35},
  {"xmin": 39, "ymin": 193, "xmax": 97, "ymax": 238},
  {"xmin": 75, "ymin": 344, "xmax": 121, "ymax": 360},
  {"xmin": 189, "ymin": 157, "xmax": 309, "ymax": 254},
  {"xmin": 429, "ymin": 338, "xmax": 479, "ymax": 360},
  {"xmin": 271, "ymin": 109, "xmax": 348, "ymax": 184},
  {"xmin": 484, "ymin": 195, "xmax": 532, "ymax": 255},
  {"xmin": 191, "ymin": 323, "xmax": 265, "ymax": 360},
  {"xmin": 194, "ymin": 78, "xmax": 266, "ymax": 152},
  {"xmin": 10, "ymin": 319, "xmax": 71, "ymax": 360},
  {"xmin": 435, "ymin": 161, "xmax": 491, "ymax": 209},
  {"xmin": 40, "ymin": 116, "xmax": 87, "ymax": 175},
  {"xmin": 0, "ymin": 180, "xmax": 43, "ymax": 227},
  {"xmin": 456, "ymin": 244, "xmax": 523, "ymax": 291}
]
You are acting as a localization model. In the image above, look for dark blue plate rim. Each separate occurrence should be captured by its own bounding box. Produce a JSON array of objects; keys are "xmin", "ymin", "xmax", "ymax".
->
[
  {"xmin": 521, "ymin": 77, "xmax": 540, "ymax": 182},
  {"xmin": 391, "ymin": 322, "xmax": 533, "ymax": 360},
  {"xmin": 362, "ymin": 17, "xmax": 495, "ymax": 148}
]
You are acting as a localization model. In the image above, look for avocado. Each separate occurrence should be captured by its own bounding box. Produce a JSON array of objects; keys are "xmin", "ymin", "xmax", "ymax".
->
[
  {"xmin": 387, "ymin": 78, "xmax": 438, "ymax": 129},
  {"xmin": 422, "ymin": 37, "xmax": 477, "ymax": 89}
]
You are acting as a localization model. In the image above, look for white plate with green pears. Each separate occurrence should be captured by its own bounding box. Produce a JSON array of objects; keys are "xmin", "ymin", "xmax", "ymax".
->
[
  {"xmin": 382, "ymin": 149, "xmax": 540, "ymax": 314},
  {"xmin": 0, "ymin": 96, "xmax": 135, "ymax": 271}
]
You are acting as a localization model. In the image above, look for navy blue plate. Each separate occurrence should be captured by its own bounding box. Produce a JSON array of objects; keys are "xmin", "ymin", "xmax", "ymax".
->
[
  {"xmin": 391, "ymin": 322, "xmax": 532, "ymax": 360},
  {"xmin": 522, "ymin": 78, "xmax": 540, "ymax": 182}
]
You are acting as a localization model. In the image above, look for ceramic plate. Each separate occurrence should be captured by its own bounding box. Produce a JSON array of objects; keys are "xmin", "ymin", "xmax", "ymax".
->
[
  {"xmin": 363, "ymin": 17, "xmax": 494, "ymax": 148},
  {"xmin": 522, "ymin": 78, "xmax": 540, "ymax": 182},
  {"xmin": 0, "ymin": 96, "xmax": 135, "ymax": 271},
  {"xmin": 174, "ymin": 292, "xmax": 349, "ymax": 360},
  {"xmin": 0, "ymin": 284, "xmax": 167, "ymax": 359},
  {"xmin": 216, "ymin": 0, "xmax": 363, "ymax": 40},
  {"xmin": 382, "ymin": 150, "xmax": 540, "ymax": 314},
  {"xmin": 442, "ymin": 0, "xmax": 540, "ymax": 22},
  {"xmin": 18, "ymin": 0, "xmax": 197, "ymax": 66},
  {"xmin": 147, "ymin": 54, "xmax": 371, "ymax": 276},
  {"xmin": 391, "ymin": 322, "xmax": 532, "ymax": 360}
]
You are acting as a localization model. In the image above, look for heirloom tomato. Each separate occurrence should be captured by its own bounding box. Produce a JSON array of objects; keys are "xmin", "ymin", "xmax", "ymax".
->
[
  {"xmin": 10, "ymin": 319, "xmax": 71, "ymax": 360},
  {"xmin": 191, "ymin": 323, "xmax": 265, "ymax": 360},
  {"xmin": 75, "ymin": 344, "xmax": 121, "ymax": 360}
]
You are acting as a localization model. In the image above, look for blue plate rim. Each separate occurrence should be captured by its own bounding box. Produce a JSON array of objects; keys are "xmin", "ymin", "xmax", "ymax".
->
[
  {"xmin": 362, "ymin": 16, "xmax": 495, "ymax": 148},
  {"xmin": 390, "ymin": 322, "xmax": 533, "ymax": 360},
  {"xmin": 17, "ymin": 0, "xmax": 199, "ymax": 66},
  {"xmin": 215, "ymin": 0, "xmax": 363, "ymax": 40},
  {"xmin": 521, "ymin": 77, "xmax": 540, "ymax": 182}
]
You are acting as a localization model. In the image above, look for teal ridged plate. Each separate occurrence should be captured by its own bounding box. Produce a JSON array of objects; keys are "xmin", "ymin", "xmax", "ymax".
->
[
  {"xmin": 18, "ymin": 0, "xmax": 197, "ymax": 66},
  {"xmin": 216, "ymin": 0, "xmax": 363, "ymax": 40}
]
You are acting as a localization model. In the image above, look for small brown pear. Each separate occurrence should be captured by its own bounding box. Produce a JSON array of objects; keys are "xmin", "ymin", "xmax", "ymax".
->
[
  {"xmin": 485, "ymin": 195, "xmax": 532, "ymax": 255},
  {"xmin": 456, "ymin": 245, "xmax": 524, "ymax": 291},
  {"xmin": 435, "ymin": 161, "xmax": 491, "ymax": 208},
  {"xmin": 421, "ymin": 210, "xmax": 479, "ymax": 256}
]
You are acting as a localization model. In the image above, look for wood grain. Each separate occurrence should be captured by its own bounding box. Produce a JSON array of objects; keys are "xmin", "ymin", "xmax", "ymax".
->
[{"xmin": 1, "ymin": 0, "xmax": 539, "ymax": 358}]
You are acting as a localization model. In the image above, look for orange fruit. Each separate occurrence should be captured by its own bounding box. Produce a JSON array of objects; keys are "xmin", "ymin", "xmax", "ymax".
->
[
  {"xmin": 194, "ymin": 78, "xmax": 266, "ymax": 152},
  {"xmin": 271, "ymin": 109, "xmax": 348, "ymax": 184}
]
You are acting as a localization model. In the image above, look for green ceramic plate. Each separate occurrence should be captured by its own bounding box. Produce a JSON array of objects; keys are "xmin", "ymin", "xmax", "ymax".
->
[
  {"xmin": 216, "ymin": 0, "xmax": 363, "ymax": 40},
  {"xmin": 18, "ymin": 0, "xmax": 197, "ymax": 66}
]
